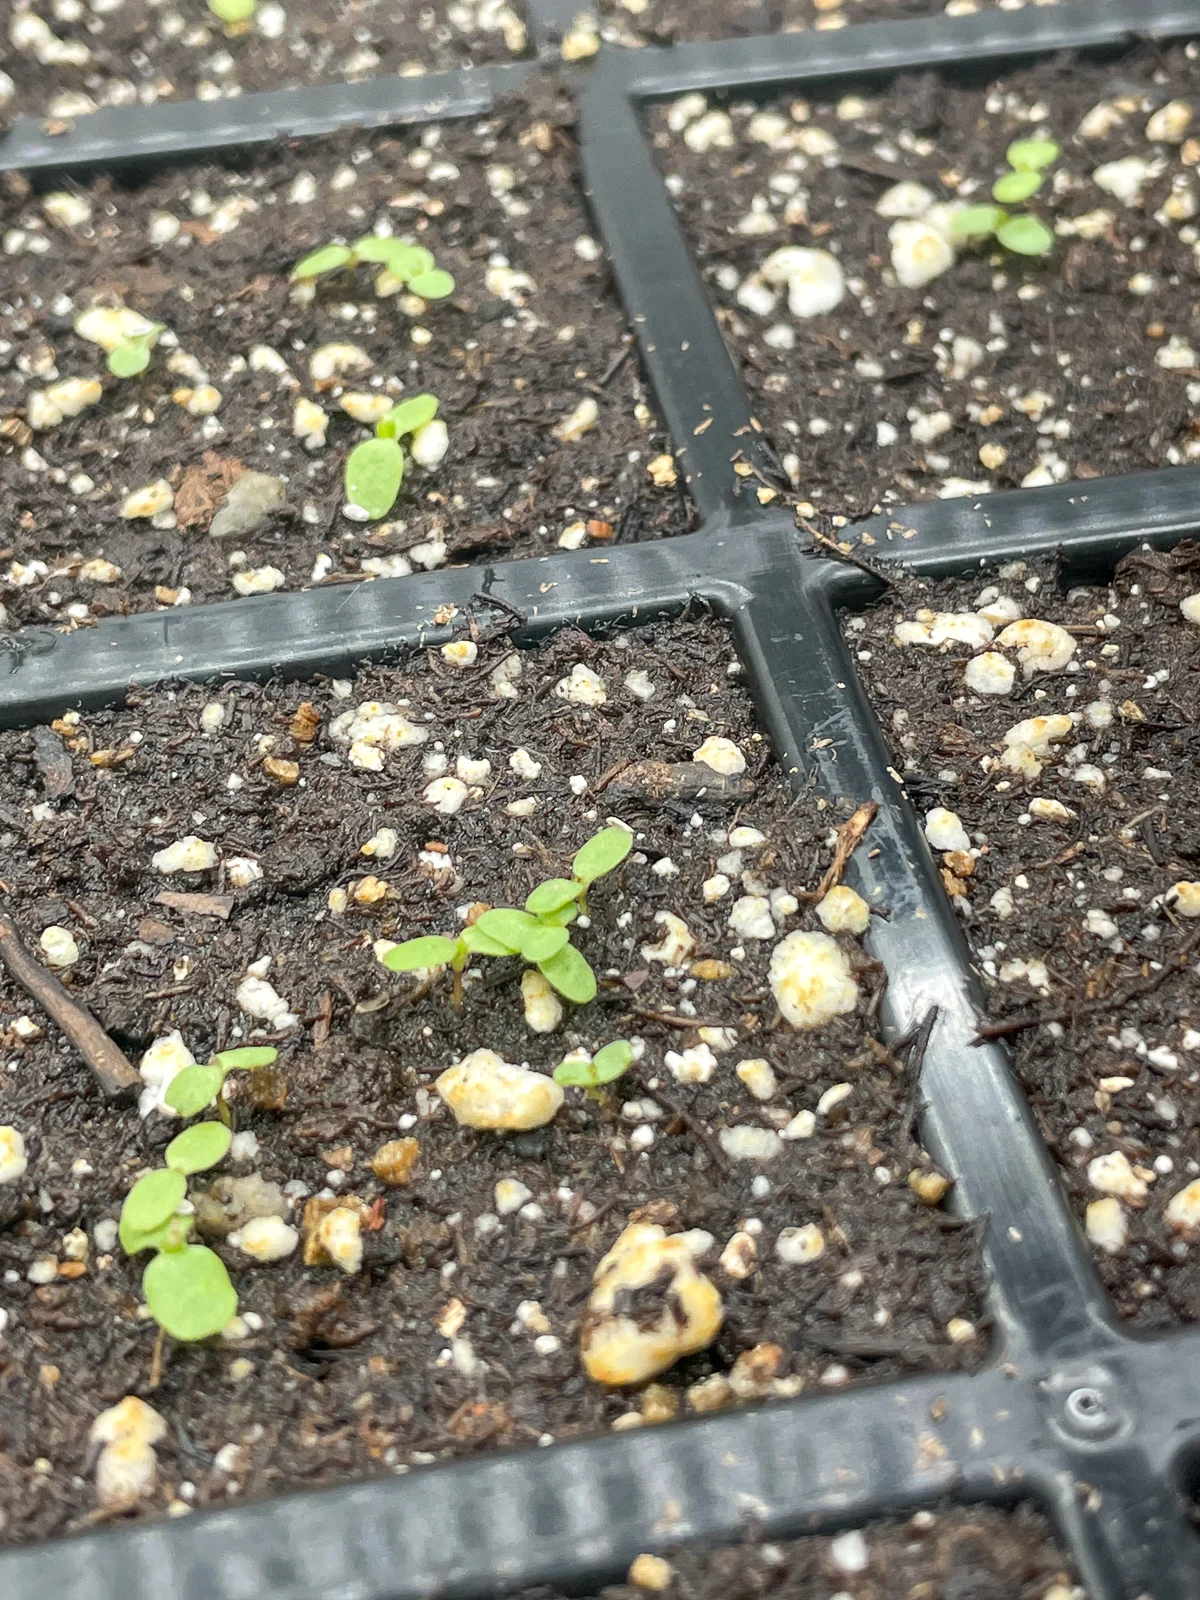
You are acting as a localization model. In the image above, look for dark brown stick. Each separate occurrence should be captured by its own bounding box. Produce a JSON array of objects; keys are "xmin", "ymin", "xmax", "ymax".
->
[{"xmin": 0, "ymin": 911, "xmax": 140, "ymax": 1097}]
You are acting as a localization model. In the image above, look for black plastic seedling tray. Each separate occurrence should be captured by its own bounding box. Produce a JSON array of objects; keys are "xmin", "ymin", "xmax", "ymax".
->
[{"xmin": 5, "ymin": 1, "xmax": 1200, "ymax": 1596}]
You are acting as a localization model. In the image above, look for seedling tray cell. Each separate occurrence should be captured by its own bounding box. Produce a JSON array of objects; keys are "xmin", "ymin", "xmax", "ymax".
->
[{"xmin": 5, "ymin": 3, "xmax": 1200, "ymax": 1599}]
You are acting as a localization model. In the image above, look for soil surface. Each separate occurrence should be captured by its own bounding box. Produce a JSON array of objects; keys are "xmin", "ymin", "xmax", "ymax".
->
[
  {"xmin": 847, "ymin": 544, "xmax": 1200, "ymax": 1326},
  {"xmin": 652, "ymin": 44, "xmax": 1200, "ymax": 519},
  {"xmin": 598, "ymin": 0, "xmax": 1057, "ymax": 48},
  {"xmin": 0, "ymin": 85, "xmax": 689, "ymax": 629},
  {"xmin": 526, "ymin": 1503, "xmax": 1076, "ymax": 1600},
  {"xmin": 0, "ymin": 615, "xmax": 983, "ymax": 1544},
  {"xmin": 0, "ymin": 0, "xmax": 527, "ymax": 123}
]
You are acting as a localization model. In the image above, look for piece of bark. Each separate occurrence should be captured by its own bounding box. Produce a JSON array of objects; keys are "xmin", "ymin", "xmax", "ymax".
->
[
  {"xmin": 154, "ymin": 891, "xmax": 235, "ymax": 920},
  {"xmin": 31, "ymin": 724, "xmax": 74, "ymax": 799},
  {"xmin": 608, "ymin": 760, "xmax": 757, "ymax": 807}
]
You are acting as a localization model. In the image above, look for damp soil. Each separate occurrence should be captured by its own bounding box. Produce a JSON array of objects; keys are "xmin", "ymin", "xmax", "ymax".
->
[
  {"xmin": 651, "ymin": 44, "xmax": 1200, "ymax": 520},
  {"xmin": 598, "ymin": 0, "xmax": 1051, "ymax": 48},
  {"xmin": 847, "ymin": 543, "xmax": 1200, "ymax": 1327},
  {"xmin": 0, "ymin": 83, "xmax": 689, "ymax": 629},
  {"xmin": 0, "ymin": 614, "xmax": 983, "ymax": 1545},
  {"xmin": 525, "ymin": 1503, "xmax": 1075, "ymax": 1600},
  {"xmin": 0, "ymin": 0, "xmax": 527, "ymax": 124}
]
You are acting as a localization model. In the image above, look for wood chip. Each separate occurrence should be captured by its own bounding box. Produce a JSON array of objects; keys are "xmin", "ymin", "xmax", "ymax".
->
[{"xmin": 154, "ymin": 891, "xmax": 235, "ymax": 920}]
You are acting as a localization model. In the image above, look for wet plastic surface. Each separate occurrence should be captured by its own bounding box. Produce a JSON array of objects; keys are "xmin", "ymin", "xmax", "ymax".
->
[{"xmin": 4, "ymin": 3, "xmax": 1200, "ymax": 1597}]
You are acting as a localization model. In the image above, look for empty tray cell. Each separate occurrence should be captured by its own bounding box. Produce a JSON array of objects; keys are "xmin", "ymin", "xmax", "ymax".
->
[
  {"xmin": 524, "ymin": 1502, "xmax": 1075, "ymax": 1599},
  {"xmin": 0, "ymin": 107, "xmax": 689, "ymax": 628},
  {"xmin": 0, "ymin": 0, "xmax": 530, "ymax": 123},
  {"xmin": 597, "ymin": 0, "xmax": 1057, "ymax": 49},
  {"xmin": 845, "ymin": 541, "xmax": 1200, "ymax": 1325},
  {"xmin": 651, "ymin": 42, "xmax": 1200, "ymax": 519},
  {"xmin": 0, "ymin": 613, "xmax": 984, "ymax": 1545}
]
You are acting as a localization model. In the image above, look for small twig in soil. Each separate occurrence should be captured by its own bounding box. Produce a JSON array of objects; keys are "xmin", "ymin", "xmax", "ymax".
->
[
  {"xmin": 149, "ymin": 1326, "xmax": 166, "ymax": 1390},
  {"xmin": 898, "ymin": 1004, "xmax": 939, "ymax": 1147},
  {"xmin": 974, "ymin": 929, "xmax": 1200, "ymax": 1043},
  {"xmin": 0, "ymin": 910, "xmax": 140, "ymax": 1098},
  {"xmin": 796, "ymin": 515, "xmax": 896, "ymax": 590},
  {"xmin": 628, "ymin": 1006, "xmax": 726, "ymax": 1031},
  {"xmin": 597, "ymin": 339, "xmax": 634, "ymax": 388},
  {"xmin": 815, "ymin": 800, "xmax": 878, "ymax": 900}
]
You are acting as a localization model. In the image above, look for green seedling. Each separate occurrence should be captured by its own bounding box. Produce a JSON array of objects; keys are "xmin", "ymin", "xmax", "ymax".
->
[
  {"xmin": 207, "ymin": 0, "xmax": 257, "ymax": 24},
  {"xmin": 379, "ymin": 828, "xmax": 632, "ymax": 1008},
  {"xmin": 553, "ymin": 1039, "xmax": 634, "ymax": 1092},
  {"xmin": 525, "ymin": 825, "xmax": 633, "ymax": 919},
  {"xmin": 344, "ymin": 391, "xmax": 441, "ymax": 520},
  {"xmin": 291, "ymin": 237, "xmax": 456, "ymax": 302},
  {"xmin": 951, "ymin": 136, "xmax": 1059, "ymax": 258},
  {"xmin": 163, "ymin": 1045, "xmax": 280, "ymax": 1124},
  {"xmin": 107, "ymin": 323, "xmax": 166, "ymax": 380},
  {"xmin": 119, "ymin": 1045, "xmax": 280, "ymax": 1342}
]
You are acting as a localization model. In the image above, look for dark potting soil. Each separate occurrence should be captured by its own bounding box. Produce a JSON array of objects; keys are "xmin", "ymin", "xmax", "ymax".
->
[
  {"xmin": 0, "ymin": 0, "xmax": 528, "ymax": 124},
  {"xmin": 846, "ymin": 544, "xmax": 1200, "ymax": 1327},
  {"xmin": 0, "ymin": 615, "xmax": 984, "ymax": 1544},
  {"xmin": 525, "ymin": 1503, "xmax": 1076, "ymax": 1600},
  {"xmin": 597, "ymin": 0, "xmax": 1056, "ymax": 49},
  {"xmin": 0, "ymin": 84, "xmax": 689, "ymax": 630},
  {"xmin": 650, "ymin": 44, "xmax": 1200, "ymax": 520}
]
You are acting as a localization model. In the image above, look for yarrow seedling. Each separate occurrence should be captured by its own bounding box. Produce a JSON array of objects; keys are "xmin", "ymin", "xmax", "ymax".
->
[
  {"xmin": 951, "ymin": 137, "xmax": 1060, "ymax": 257},
  {"xmin": 107, "ymin": 324, "xmax": 166, "ymax": 379},
  {"xmin": 379, "ymin": 827, "xmax": 633, "ymax": 1006},
  {"xmin": 291, "ymin": 237, "xmax": 456, "ymax": 303},
  {"xmin": 553, "ymin": 1039, "xmax": 634, "ymax": 1091},
  {"xmin": 120, "ymin": 1047, "xmax": 279, "ymax": 1341},
  {"xmin": 344, "ymin": 392, "xmax": 441, "ymax": 520}
]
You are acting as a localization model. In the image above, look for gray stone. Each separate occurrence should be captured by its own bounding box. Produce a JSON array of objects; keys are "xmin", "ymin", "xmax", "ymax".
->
[{"xmin": 210, "ymin": 470, "xmax": 286, "ymax": 538}]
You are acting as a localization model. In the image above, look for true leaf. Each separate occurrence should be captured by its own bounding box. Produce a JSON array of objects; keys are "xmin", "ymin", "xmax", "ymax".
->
[
  {"xmin": 163, "ymin": 1064, "xmax": 226, "ymax": 1118},
  {"xmin": 211, "ymin": 1046, "xmax": 278, "ymax": 1072},
  {"xmin": 538, "ymin": 943, "xmax": 597, "ymax": 1005},
  {"xmin": 165, "ymin": 1121, "xmax": 233, "ymax": 1176},
  {"xmin": 108, "ymin": 342, "xmax": 151, "ymax": 378},
  {"xmin": 950, "ymin": 204, "xmax": 1006, "ymax": 238},
  {"xmin": 119, "ymin": 1211, "xmax": 191, "ymax": 1257},
  {"xmin": 525, "ymin": 878, "xmax": 584, "ymax": 917},
  {"xmin": 553, "ymin": 1056, "xmax": 597, "ymax": 1088},
  {"xmin": 378, "ymin": 393, "xmax": 439, "ymax": 440},
  {"xmin": 996, "ymin": 215, "xmax": 1055, "ymax": 256},
  {"xmin": 519, "ymin": 923, "xmax": 570, "ymax": 964},
  {"xmin": 572, "ymin": 827, "xmax": 632, "ymax": 886},
  {"xmin": 121, "ymin": 1168, "xmax": 186, "ymax": 1236},
  {"xmin": 1006, "ymin": 137, "xmax": 1060, "ymax": 172},
  {"xmin": 291, "ymin": 243, "xmax": 354, "ymax": 280},
  {"xmin": 143, "ymin": 1246, "xmax": 238, "ymax": 1341},
  {"xmin": 460, "ymin": 924, "xmax": 512, "ymax": 957},
  {"xmin": 992, "ymin": 169, "xmax": 1043, "ymax": 204},
  {"xmin": 409, "ymin": 268, "xmax": 456, "ymax": 300},
  {"xmin": 591, "ymin": 1039, "xmax": 634, "ymax": 1084},
  {"xmin": 345, "ymin": 437, "xmax": 405, "ymax": 519},
  {"xmin": 381, "ymin": 935, "xmax": 459, "ymax": 972},
  {"xmin": 475, "ymin": 908, "xmax": 538, "ymax": 953}
]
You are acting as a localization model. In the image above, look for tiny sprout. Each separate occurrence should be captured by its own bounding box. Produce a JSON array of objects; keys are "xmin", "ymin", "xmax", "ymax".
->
[
  {"xmin": 106, "ymin": 323, "xmax": 166, "ymax": 380},
  {"xmin": 553, "ymin": 1040, "xmax": 634, "ymax": 1090},
  {"xmin": 344, "ymin": 391, "xmax": 441, "ymax": 520},
  {"xmin": 163, "ymin": 1045, "xmax": 279, "ymax": 1121},
  {"xmin": 207, "ymin": 0, "xmax": 257, "ymax": 22},
  {"xmin": 952, "ymin": 136, "xmax": 1058, "ymax": 260},
  {"xmin": 122, "ymin": 1045, "xmax": 281, "ymax": 1341}
]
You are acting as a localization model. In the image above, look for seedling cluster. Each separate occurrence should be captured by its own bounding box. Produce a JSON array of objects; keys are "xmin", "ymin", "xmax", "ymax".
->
[
  {"xmin": 952, "ymin": 137, "xmax": 1059, "ymax": 257},
  {"xmin": 291, "ymin": 237, "xmax": 456, "ymax": 303},
  {"xmin": 119, "ymin": 1047, "xmax": 278, "ymax": 1341},
  {"xmin": 380, "ymin": 827, "xmax": 633, "ymax": 1006}
]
